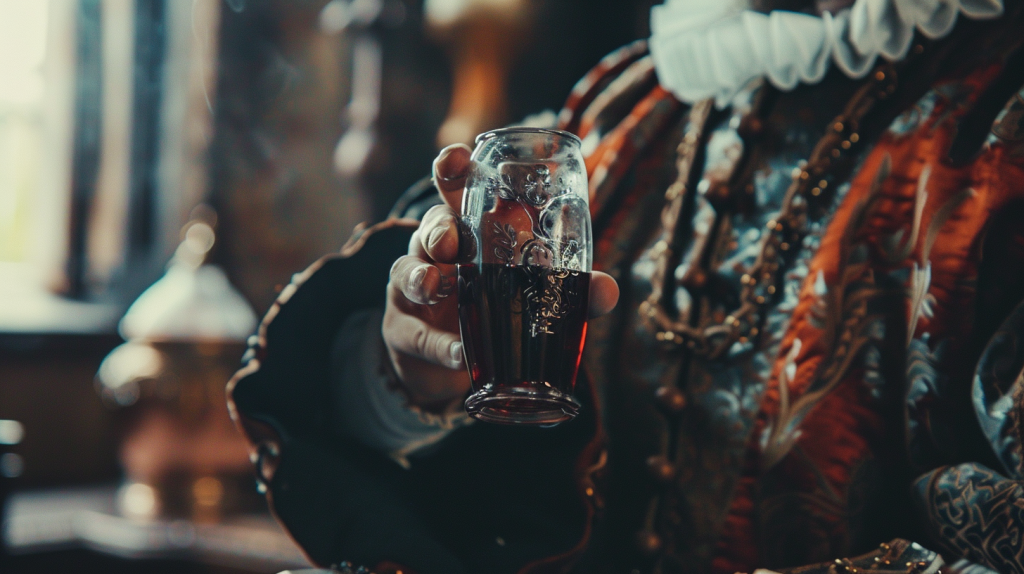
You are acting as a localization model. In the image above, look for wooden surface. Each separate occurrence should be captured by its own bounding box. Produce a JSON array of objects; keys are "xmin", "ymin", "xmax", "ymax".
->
[{"xmin": 4, "ymin": 485, "xmax": 309, "ymax": 573}]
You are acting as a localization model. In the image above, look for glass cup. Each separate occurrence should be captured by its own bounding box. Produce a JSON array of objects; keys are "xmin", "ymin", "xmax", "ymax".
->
[{"xmin": 457, "ymin": 127, "xmax": 592, "ymax": 425}]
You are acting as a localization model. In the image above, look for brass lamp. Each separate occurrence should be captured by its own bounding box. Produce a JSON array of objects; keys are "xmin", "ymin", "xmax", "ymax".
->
[{"xmin": 96, "ymin": 212, "xmax": 260, "ymax": 523}]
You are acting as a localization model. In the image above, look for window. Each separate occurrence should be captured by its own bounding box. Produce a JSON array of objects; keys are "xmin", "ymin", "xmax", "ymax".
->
[
  {"xmin": 0, "ymin": 0, "xmax": 48, "ymax": 263},
  {"xmin": 0, "ymin": 0, "xmax": 59, "ymax": 284},
  {"xmin": 0, "ymin": 0, "xmax": 220, "ymax": 334}
]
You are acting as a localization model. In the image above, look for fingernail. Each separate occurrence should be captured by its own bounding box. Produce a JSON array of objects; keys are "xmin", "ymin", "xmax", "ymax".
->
[
  {"xmin": 428, "ymin": 225, "xmax": 446, "ymax": 249},
  {"xmin": 450, "ymin": 341, "xmax": 463, "ymax": 367},
  {"xmin": 410, "ymin": 265, "xmax": 427, "ymax": 289}
]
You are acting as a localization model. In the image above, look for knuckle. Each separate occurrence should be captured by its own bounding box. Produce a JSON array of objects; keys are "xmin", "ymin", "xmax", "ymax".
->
[
  {"xmin": 381, "ymin": 304, "xmax": 397, "ymax": 331},
  {"xmin": 389, "ymin": 256, "xmax": 407, "ymax": 281},
  {"xmin": 424, "ymin": 204, "xmax": 452, "ymax": 221},
  {"xmin": 381, "ymin": 308, "xmax": 405, "ymax": 348},
  {"xmin": 408, "ymin": 230, "xmax": 423, "ymax": 254},
  {"xmin": 435, "ymin": 212, "xmax": 456, "ymax": 232},
  {"xmin": 411, "ymin": 324, "xmax": 431, "ymax": 358}
]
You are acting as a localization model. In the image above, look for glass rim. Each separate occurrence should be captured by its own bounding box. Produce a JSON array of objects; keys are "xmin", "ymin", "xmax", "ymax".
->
[{"xmin": 474, "ymin": 127, "xmax": 582, "ymax": 146}]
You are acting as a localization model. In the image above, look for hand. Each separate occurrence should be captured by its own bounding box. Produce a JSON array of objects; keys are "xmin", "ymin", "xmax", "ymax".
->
[{"xmin": 382, "ymin": 143, "xmax": 621, "ymax": 411}]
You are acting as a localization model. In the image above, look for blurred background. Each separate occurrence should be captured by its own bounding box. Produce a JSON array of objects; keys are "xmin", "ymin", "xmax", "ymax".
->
[{"xmin": 0, "ymin": 0, "xmax": 653, "ymax": 572}]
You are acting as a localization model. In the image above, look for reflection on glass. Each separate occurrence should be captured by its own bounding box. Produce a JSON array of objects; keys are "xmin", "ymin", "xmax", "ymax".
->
[{"xmin": 458, "ymin": 127, "xmax": 592, "ymax": 425}]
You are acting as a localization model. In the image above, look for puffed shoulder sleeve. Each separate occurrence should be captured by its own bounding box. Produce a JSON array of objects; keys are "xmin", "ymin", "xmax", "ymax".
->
[
  {"xmin": 908, "ymin": 81, "xmax": 1024, "ymax": 574},
  {"xmin": 912, "ymin": 296, "xmax": 1024, "ymax": 574},
  {"xmin": 226, "ymin": 217, "xmax": 455, "ymax": 570}
]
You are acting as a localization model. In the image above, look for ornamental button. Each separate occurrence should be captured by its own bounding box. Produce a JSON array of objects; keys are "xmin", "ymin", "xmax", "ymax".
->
[
  {"xmin": 655, "ymin": 386, "xmax": 687, "ymax": 413},
  {"xmin": 679, "ymin": 269, "xmax": 707, "ymax": 289},
  {"xmin": 739, "ymin": 116, "xmax": 764, "ymax": 138},
  {"xmin": 646, "ymin": 455, "xmax": 676, "ymax": 483},
  {"xmin": 635, "ymin": 530, "xmax": 663, "ymax": 555}
]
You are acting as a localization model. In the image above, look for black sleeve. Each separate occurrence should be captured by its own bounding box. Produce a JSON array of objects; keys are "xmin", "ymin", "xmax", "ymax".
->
[{"xmin": 228, "ymin": 186, "xmax": 597, "ymax": 574}]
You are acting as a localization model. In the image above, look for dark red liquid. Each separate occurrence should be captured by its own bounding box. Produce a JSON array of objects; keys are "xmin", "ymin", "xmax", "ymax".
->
[{"xmin": 457, "ymin": 263, "xmax": 589, "ymax": 423}]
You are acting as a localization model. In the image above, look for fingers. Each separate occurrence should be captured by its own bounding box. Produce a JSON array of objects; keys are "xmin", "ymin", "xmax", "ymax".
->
[
  {"xmin": 383, "ymin": 309, "xmax": 464, "ymax": 370},
  {"xmin": 416, "ymin": 205, "xmax": 460, "ymax": 264},
  {"xmin": 390, "ymin": 255, "xmax": 451, "ymax": 305},
  {"xmin": 589, "ymin": 271, "xmax": 619, "ymax": 318},
  {"xmin": 432, "ymin": 143, "xmax": 471, "ymax": 212}
]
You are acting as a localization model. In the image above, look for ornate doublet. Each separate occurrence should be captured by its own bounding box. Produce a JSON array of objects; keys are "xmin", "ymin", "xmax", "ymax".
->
[
  {"xmin": 563, "ymin": 5, "xmax": 1024, "ymax": 572},
  {"xmin": 228, "ymin": 4, "xmax": 1024, "ymax": 573}
]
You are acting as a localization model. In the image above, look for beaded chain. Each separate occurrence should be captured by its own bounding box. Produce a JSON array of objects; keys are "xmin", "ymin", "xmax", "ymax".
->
[{"xmin": 638, "ymin": 62, "xmax": 902, "ymax": 360}]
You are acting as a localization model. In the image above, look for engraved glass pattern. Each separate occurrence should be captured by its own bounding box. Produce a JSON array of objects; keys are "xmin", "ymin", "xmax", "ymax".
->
[{"xmin": 457, "ymin": 127, "xmax": 592, "ymax": 425}]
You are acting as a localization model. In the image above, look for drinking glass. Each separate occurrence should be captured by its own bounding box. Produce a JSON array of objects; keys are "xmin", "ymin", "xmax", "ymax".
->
[{"xmin": 457, "ymin": 127, "xmax": 592, "ymax": 425}]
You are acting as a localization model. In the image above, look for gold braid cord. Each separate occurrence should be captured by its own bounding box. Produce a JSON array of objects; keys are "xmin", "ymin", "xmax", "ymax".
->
[{"xmin": 639, "ymin": 66, "xmax": 899, "ymax": 359}]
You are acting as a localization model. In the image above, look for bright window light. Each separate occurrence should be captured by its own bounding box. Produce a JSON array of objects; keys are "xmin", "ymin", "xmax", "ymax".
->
[{"xmin": 0, "ymin": 0, "xmax": 50, "ymax": 263}]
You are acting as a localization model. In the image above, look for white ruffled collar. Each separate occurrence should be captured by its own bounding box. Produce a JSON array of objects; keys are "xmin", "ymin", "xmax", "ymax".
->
[{"xmin": 649, "ymin": 0, "xmax": 1004, "ymax": 107}]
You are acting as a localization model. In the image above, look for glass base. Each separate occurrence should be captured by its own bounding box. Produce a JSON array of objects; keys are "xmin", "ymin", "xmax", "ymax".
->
[{"xmin": 465, "ymin": 385, "xmax": 580, "ymax": 426}]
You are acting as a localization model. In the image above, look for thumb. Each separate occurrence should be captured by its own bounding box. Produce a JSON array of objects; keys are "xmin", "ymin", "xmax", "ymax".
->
[
  {"xmin": 432, "ymin": 143, "xmax": 472, "ymax": 212},
  {"xmin": 589, "ymin": 271, "xmax": 619, "ymax": 318}
]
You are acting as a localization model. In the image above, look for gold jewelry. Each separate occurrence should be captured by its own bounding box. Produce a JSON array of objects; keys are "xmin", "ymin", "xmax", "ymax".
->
[{"xmin": 639, "ymin": 63, "xmax": 901, "ymax": 359}]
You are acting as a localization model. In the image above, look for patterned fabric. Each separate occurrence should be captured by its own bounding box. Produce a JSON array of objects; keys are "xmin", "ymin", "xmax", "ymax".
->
[
  {"xmin": 910, "ymin": 299, "xmax": 1024, "ymax": 574},
  {"xmin": 229, "ymin": 4, "xmax": 1024, "ymax": 573},
  {"xmin": 914, "ymin": 463, "xmax": 1024, "ymax": 573},
  {"xmin": 773, "ymin": 538, "xmax": 942, "ymax": 573},
  {"xmin": 970, "ymin": 298, "xmax": 1024, "ymax": 477},
  {"xmin": 551, "ymin": 3, "xmax": 1024, "ymax": 572}
]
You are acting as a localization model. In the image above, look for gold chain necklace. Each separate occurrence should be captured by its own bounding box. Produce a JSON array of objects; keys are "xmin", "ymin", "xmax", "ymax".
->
[{"xmin": 638, "ymin": 63, "xmax": 901, "ymax": 359}]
